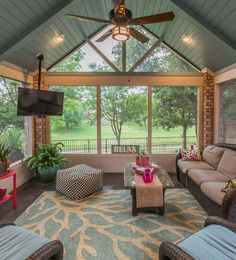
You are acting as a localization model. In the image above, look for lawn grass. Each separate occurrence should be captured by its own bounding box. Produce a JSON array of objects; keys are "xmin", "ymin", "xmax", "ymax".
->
[{"xmin": 51, "ymin": 123, "xmax": 196, "ymax": 140}]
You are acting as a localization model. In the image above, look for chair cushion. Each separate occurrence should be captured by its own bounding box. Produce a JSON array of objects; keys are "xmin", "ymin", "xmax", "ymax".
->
[
  {"xmin": 177, "ymin": 159, "xmax": 214, "ymax": 174},
  {"xmin": 178, "ymin": 224, "xmax": 236, "ymax": 260},
  {"xmin": 200, "ymin": 182, "xmax": 227, "ymax": 205},
  {"xmin": 0, "ymin": 225, "xmax": 50, "ymax": 260},
  {"xmin": 202, "ymin": 145, "xmax": 225, "ymax": 168},
  {"xmin": 188, "ymin": 169, "xmax": 228, "ymax": 186},
  {"xmin": 217, "ymin": 149, "xmax": 236, "ymax": 179}
]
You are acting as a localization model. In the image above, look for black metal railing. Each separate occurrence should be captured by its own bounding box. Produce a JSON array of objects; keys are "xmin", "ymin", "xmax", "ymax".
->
[{"xmin": 51, "ymin": 136, "xmax": 197, "ymax": 153}]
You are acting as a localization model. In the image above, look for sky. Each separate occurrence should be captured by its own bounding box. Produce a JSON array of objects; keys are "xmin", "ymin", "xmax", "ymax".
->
[{"xmin": 80, "ymin": 25, "xmax": 119, "ymax": 71}]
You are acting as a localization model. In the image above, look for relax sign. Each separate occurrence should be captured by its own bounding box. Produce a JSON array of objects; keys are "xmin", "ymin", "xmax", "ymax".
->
[{"xmin": 111, "ymin": 145, "xmax": 140, "ymax": 154}]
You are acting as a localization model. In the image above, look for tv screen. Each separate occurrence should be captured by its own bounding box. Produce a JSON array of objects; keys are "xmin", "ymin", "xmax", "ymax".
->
[{"xmin": 17, "ymin": 88, "xmax": 64, "ymax": 116}]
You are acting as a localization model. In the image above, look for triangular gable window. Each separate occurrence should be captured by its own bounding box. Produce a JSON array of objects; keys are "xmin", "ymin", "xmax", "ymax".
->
[{"xmin": 51, "ymin": 25, "xmax": 197, "ymax": 73}]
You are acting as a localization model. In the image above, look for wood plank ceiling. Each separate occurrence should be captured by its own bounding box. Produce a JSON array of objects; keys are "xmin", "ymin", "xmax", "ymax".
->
[{"xmin": 0, "ymin": 0, "xmax": 235, "ymax": 73}]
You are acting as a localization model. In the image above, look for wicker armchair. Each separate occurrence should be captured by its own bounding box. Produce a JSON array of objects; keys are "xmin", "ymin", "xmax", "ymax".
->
[
  {"xmin": 159, "ymin": 217, "xmax": 236, "ymax": 260},
  {"xmin": 0, "ymin": 223, "xmax": 63, "ymax": 260}
]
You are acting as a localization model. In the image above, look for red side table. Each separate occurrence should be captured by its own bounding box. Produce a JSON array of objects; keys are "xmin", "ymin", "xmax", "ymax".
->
[{"xmin": 0, "ymin": 169, "xmax": 16, "ymax": 209}]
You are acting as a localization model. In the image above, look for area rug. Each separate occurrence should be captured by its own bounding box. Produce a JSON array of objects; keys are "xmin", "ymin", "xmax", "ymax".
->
[{"xmin": 15, "ymin": 189, "xmax": 207, "ymax": 260}]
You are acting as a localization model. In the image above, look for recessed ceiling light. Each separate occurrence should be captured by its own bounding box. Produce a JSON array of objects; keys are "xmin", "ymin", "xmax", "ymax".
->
[
  {"xmin": 55, "ymin": 34, "xmax": 65, "ymax": 43},
  {"xmin": 181, "ymin": 34, "xmax": 192, "ymax": 44}
]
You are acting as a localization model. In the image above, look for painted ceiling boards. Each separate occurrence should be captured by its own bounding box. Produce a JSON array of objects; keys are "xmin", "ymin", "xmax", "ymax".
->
[{"xmin": 0, "ymin": 0, "xmax": 235, "ymax": 72}]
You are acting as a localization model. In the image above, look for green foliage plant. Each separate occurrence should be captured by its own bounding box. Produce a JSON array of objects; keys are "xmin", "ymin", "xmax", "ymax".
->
[
  {"xmin": 0, "ymin": 142, "xmax": 12, "ymax": 169},
  {"xmin": 26, "ymin": 143, "xmax": 68, "ymax": 172}
]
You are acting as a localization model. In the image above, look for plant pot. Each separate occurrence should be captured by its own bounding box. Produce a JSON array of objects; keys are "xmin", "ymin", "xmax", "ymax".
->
[{"xmin": 38, "ymin": 165, "xmax": 59, "ymax": 182}]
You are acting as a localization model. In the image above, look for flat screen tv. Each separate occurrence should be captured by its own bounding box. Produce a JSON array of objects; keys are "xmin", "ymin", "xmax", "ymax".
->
[{"xmin": 17, "ymin": 88, "xmax": 64, "ymax": 116}]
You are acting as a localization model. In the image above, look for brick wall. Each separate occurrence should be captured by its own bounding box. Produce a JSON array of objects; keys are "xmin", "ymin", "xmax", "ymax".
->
[
  {"xmin": 33, "ymin": 72, "xmax": 50, "ymax": 153},
  {"xmin": 201, "ymin": 72, "xmax": 214, "ymax": 148}
]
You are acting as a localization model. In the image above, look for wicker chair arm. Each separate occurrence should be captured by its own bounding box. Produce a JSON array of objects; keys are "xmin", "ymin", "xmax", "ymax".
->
[
  {"xmin": 0, "ymin": 223, "xmax": 15, "ymax": 228},
  {"xmin": 204, "ymin": 216, "xmax": 236, "ymax": 232},
  {"xmin": 222, "ymin": 189, "xmax": 236, "ymax": 223},
  {"xmin": 27, "ymin": 240, "xmax": 63, "ymax": 260},
  {"xmin": 159, "ymin": 242, "xmax": 194, "ymax": 260}
]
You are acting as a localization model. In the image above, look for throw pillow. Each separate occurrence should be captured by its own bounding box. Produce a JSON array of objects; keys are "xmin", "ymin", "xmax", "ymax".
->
[
  {"xmin": 221, "ymin": 179, "xmax": 236, "ymax": 193},
  {"xmin": 181, "ymin": 145, "xmax": 202, "ymax": 161}
]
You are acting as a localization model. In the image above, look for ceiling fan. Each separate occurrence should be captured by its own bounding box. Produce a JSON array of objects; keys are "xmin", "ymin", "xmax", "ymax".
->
[{"xmin": 65, "ymin": 0, "xmax": 175, "ymax": 43}]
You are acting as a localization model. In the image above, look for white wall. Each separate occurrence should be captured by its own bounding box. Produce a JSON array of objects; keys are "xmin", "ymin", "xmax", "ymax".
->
[
  {"xmin": 65, "ymin": 154, "xmax": 177, "ymax": 173},
  {"xmin": 0, "ymin": 162, "xmax": 33, "ymax": 193},
  {"xmin": 0, "ymin": 154, "xmax": 176, "ymax": 193}
]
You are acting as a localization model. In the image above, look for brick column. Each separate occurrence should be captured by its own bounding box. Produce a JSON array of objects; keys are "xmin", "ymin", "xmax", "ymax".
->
[
  {"xmin": 33, "ymin": 72, "xmax": 50, "ymax": 153},
  {"xmin": 201, "ymin": 72, "xmax": 214, "ymax": 148}
]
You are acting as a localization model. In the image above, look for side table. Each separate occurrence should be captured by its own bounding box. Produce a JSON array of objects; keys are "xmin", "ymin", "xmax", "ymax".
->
[{"xmin": 0, "ymin": 169, "xmax": 17, "ymax": 209}]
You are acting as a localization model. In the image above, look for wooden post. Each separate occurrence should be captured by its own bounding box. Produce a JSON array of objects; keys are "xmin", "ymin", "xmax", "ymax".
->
[
  {"xmin": 148, "ymin": 86, "xmax": 152, "ymax": 154},
  {"xmin": 97, "ymin": 86, "xmax": 102, "ymax": 154}
]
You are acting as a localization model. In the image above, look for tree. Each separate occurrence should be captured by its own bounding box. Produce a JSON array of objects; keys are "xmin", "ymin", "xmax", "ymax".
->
[
  {"xmin": 0, "ymin": 77, "xmax": 24, "ymax": 130},
  {"xmin": 153, "ymin": 87, "xmax": 197, "ymax": 148},
  {"xmin": 52, "ymin": 49, "xmax": 85, "ymax": 72},
  {"xmin": 102, "ymin": 87, "xmax": 132, "ymax": 144},
  {"xmin": 90, "ymin": 28, "xmax": 197, "ymax": 146},
  {"xmin": 52, "ymin": 98, "xmax": 84, "ymax": 129},
  {"xmin": 126, "ymin": 93, "xmax": 148, "ymax": 127},
  {"xmin": 222, "ymin": 84, "xmax": 236, "ymax": 121}
]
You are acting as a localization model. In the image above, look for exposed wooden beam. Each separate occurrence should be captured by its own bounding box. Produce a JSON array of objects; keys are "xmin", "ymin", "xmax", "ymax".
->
[
  {"xmin": 122, "ymin": 42, "xmax": 126, "ymax": 72},
  {"xmin": 86, "ymin": 39, "xmax": 120, "ymax": 72},
  {"xmin": 0, "ymin": 63, "xmax": 33, "ymax": 84},
  {"xmin": 169, "ymin": 0, "xmax": 236, "ymax": 52},
  {"xmin": 47, "ymin": 25, "xmax": 108, "ymax": 71},
  {"xmin": 147, "ymin": 86, "xmax": 152, "ymax": 154},
  {"xmin": 142, "ymin": 26, "xmax": 201, "ymax": 72},
  {"xmin": 129, "ymin": 39, "xmax": 162, "ymax": 72},
  {"xmin": 215, "ymin": 67, "xmax": 236, "ymax": 84},
  {"xmin": 97, "ymin": 86, "xmax": 102, "ymax": 154},
  {"xmin": 45, "ymin": 72, "xmax": 203, "ymax": 86},
  {"xmin": 0, "ymin": 0, "xmax": 74, "ymax": 59}
]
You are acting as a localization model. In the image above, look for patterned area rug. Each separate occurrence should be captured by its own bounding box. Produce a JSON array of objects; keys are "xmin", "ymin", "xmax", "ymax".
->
[{"xmin": 15, "ymin": 189, "xmax": 207, "ymax": 260}]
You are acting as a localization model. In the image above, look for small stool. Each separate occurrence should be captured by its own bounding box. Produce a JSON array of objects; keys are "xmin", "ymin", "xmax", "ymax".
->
[{"xmin": 56, "ymin": 164, "xmax": 103, "ymax": 200}]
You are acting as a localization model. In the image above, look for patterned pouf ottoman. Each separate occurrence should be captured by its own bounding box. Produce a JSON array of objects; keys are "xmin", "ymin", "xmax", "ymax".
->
[{"xmin": 56, "ymin": 164, "xmax": 103, "ymax": 200}]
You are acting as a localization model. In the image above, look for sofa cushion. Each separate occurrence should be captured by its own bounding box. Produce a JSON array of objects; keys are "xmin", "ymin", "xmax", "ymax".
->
[
  {"xmin": 177, "ymin": 159, "xmax": 214, "ymax": 174},
  {"xmin": 178, "ymin": 224, "xmax": 236, "ymax": 259},
  {"xmin": 200, "ymin": 182, "xmax": 227, "ymax": 206},
  {"xmin": 217, "ymin": 149, "xmax": 236, "ymax": 179},
  {"xmin": 202, "ymin": 145, "xmax": 225, "ymax": 168},
  {"xmin": 188, "ymin": 169, "xmax": 229, "ymax": 186},
  {"xmin": 0, "ymin": 225, "xmax": 50, "ymax": 260}
]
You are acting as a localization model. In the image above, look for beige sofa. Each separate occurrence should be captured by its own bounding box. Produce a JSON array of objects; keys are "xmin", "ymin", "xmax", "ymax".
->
[{"xmin": 176, "ymin": 143, "xmax": 236, "ymax": 217}]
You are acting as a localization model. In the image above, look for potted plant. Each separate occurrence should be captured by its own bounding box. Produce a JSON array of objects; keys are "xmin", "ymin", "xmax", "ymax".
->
[
  {"xmin": 136, "ymin": 149, "xmax": 150, "ymax": 167},
  {"xmin": 26, "ymin": 143, "xmax": 68, "ymax": 182},
  {"xmin": 0, "ymin": 142, "xmax": 12, "ymax": 176}
]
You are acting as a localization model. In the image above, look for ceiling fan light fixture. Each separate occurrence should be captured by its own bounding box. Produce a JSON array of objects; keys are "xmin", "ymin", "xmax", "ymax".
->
[{"xmin": 112, "ymin": 24, "xmax": 130, "ymax": 41}]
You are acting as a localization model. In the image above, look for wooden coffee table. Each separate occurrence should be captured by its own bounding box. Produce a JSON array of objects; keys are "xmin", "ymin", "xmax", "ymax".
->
[{"xmin": 124, "ymin": 162, "xmax": 174, "ymax": 216}]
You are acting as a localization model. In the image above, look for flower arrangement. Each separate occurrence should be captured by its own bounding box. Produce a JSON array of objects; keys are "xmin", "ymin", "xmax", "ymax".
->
[{"xmin": 136, "ymin": 149, "xmax": 150, "ymax": 167}]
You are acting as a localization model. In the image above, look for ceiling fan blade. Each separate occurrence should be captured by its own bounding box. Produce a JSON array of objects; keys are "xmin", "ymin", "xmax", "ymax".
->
[
  {"xmin": 131, "ymin": 12, "xmax": 175, "ymax": 25},
  {"xmin": 113, "ymin": 0, "xmax": 124, "ymax": 13},
  {"xmin": 65, "ymin": 14, "xmax": 110, "ymax": 24},
  {"xmin": 96, "ymin": 30, "xmax": 112, "ymax": 42},
  {"xmin": 130, "ymin": 28, "xmax": 149, "ymax": 43}
]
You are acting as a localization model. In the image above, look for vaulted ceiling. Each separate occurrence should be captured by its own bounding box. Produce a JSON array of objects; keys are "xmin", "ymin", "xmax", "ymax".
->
[{"xmin": 0, "ymin": 0, "xmax": 236, "ymax": 73}]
